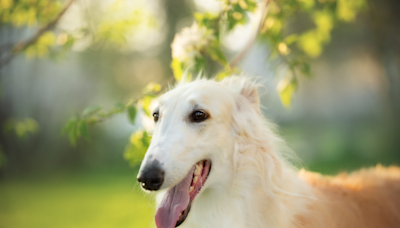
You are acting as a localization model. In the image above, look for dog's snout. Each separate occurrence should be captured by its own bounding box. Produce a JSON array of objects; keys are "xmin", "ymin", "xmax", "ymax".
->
[
  {"xmin": 137, "ymin": 168, "xmax": 164, "ymax": 191},
  {"xmin": 137, "ymin": 161, "xmax": 165, "ymax": 191}
]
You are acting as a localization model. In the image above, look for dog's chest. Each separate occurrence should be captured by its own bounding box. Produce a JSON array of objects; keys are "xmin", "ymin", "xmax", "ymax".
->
[{"xmin": 179, "ymin": 195, "xmax": 250, "ymax": 228}]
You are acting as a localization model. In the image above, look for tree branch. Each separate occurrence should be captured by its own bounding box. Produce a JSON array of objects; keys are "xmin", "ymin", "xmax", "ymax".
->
[
  {"xmin": 229, "ymin": 0, "xmax": 270, "ymax": 68},
  {"xmin": 0, "ymin": 0, "xmax": 75, "ymax": 69}
]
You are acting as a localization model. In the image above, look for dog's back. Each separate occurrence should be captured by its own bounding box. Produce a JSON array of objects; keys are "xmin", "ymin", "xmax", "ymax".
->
[{"xmin": 297, "ymin": 165, "xmax": 400, "ymax": 228}]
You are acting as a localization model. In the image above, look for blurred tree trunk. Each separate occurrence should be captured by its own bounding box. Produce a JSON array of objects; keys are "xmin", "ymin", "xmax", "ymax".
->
[
  {"xmin": 368, "ymin": 0, "xmax": 400, "ymax": 159},
  {"xmin": 369, "ymin": 0, "xmax": 400, "ymax": 113}
]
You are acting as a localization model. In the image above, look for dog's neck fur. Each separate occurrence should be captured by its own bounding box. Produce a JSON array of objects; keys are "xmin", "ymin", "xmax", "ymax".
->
[
  {"xmin": 175, "ymin": 77, "xmax": 312, "ymax": 228},
  {"xmin": 181, "ymin": 107, "xmax": 311, "ymax": 227},
  {"xmin": 152, "ymin": 77, "xmax": 400, "ymax": 228},
  {"xmin": 181, "ymin": 123, "xmax": 312, "ymax": 228}
]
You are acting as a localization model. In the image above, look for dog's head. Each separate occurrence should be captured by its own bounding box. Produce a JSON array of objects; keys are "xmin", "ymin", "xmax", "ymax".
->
[{"xmin": 137, "ymin": 76, "xmax": 260, "ymax": 228}]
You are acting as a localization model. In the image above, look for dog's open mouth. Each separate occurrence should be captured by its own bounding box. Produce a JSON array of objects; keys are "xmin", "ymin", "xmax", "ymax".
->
[{"xmin": 155, "ymin": 160, "xmax": 212, "ymax": 228}]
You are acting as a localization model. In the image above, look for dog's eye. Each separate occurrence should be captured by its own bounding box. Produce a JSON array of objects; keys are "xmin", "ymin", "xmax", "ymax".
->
[
  {"xmin": 191, "ymin": 110, "xmax": 208, "ymax": 122},
  {"xmin": 153, "ymin": 112, "xmax": 159, "ymax": 122}
]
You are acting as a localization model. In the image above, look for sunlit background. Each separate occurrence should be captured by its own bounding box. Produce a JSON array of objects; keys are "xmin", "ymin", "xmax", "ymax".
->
[{"xmin": 1, "ymin": 0, "xmax": 399, "ymax": 227}]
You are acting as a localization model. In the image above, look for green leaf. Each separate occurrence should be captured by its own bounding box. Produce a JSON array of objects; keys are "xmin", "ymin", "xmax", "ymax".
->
[
  {"xmin": 141, "ymin": 96, "xmax": 154, "ymax": 116},
  {"xmin": 143, "ymin": 83, "xmax": 162, "ymax": 94},
  {"xmin": 124, "ymin": 130, "xmax": 152, "ymax": 166},
  {"xmin": 78, "ymin": 121, "xmax": 90, "ymax": 141},
  {"xmin": 297, "ymin": 30, "xmax": 323, "ymax": 58},
  {"xmin": 141, "ymin": 131, "xmax": 151, "ymax": 147},
  {"xmin": 25, "ymin": 118, "xmax": 39, "ymax": 133},
  {"xmin": 298, "ymin": 0, "xmax": 315, "ymax": 11},
  {"xmin": 215, "ymin": 70, "xmax": 231, "ymax": 81},
  {"xmin": 63, "ymin": 119, "xmax": 90, "ymax": 145},
  {"xmin": 171, "ymin": 59, "xmax": 183, "ymax": 81},
  {"xmin": 277, "ymin": 76, "xmax": 297, "ymax": 108},
  {"xmin": 68, "ymin": 125, "xmax": 77, "ymax": 146},
  {"xmin": 336, "ymin": 0, "xmax": 366, "ymax": 22},
  {"xmin": 3, "ymin": 118, "xmax": 39, "ymax": 138},
  {"xmin": 291, "ymin": 58, "xmax": 312, "ymax": 77},
  {"xmin": 62, "ymin": 119, "xmax": 72, "ymax": 134},
  {"xmin": 267, "ymin": 49, "xmax": 279, "ymax": 61},
  {"xmin": 314, "ymin": 10, "xmax": 333, "ymax": 35},
  {"xmin": 245, "ymin": 0, "xmax": 257, "ymax": 12},
  {"xmin": 226, "ymin": 5, "xmax": 248, "ymax": 31},
  {"xmin": 207, "ymin": 41, "xmax": 227, "ymax": 65},
  {"xmin": 299, "ymin": 62, "xmax": 311, "ymax": 77},
  {"xmin": 62, "ymin": 118, "xmax": 79, "ymax": 146},
  {"xmin": 284, "ymin": 34, "xmax": 298, "ymax": 45},
  {"xmin": 194, "ymin": 12, "xmax": 219, "ymax": 29},
  {"xmin": 193, "ymin": 56, "xmax": 206, "ymax": 75},
  {"xmin": 130, "ymin": 131, "xmax": 144, "ymax": 147},
  {"xmin": 128, "ymin": 106, "xmax": 137, "ymax": 124}
]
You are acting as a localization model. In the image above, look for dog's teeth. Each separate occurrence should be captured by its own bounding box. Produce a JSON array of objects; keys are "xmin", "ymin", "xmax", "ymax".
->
[
  {"xmin": 193, "ymin": 176, "xmax": 198, "ymax": 184},
  {"xmin": 194, "ymin": 166, "xmax": 201, "ymax": 175},
  {"xmin": 189, "ymin": 186, "xmax": 194, "ymax": 193}
]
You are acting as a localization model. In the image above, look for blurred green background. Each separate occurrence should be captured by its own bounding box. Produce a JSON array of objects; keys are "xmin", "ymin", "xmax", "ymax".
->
[{"xmin": 1, "ymin": 0, "xmax": 400, "ymax": 227}]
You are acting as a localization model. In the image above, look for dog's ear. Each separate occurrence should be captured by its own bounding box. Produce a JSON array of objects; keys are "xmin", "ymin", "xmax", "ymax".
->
[{"xmin": 221, "ymin": 76, "xmax": 260, "ymax": 114}]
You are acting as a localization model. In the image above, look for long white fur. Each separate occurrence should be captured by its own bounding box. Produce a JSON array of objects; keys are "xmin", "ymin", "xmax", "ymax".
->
[
  {"xmin": 138, "ymin": 76, "xmax": 400, "ymax": 228},
  {"xmin": 138, "ymin": 76, "xmax": 314, "ymax": 228}
]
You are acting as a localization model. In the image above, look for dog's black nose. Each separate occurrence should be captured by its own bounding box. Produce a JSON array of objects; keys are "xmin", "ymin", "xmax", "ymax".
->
[{"xmin": 137, "ymin": 162, "xmax": 164, "ymax": 191}]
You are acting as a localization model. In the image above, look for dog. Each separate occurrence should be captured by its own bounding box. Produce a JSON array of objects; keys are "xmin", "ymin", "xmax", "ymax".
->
[{"xmin": 137, "ymin": 76, "xmax": 400, "ymax": 228}]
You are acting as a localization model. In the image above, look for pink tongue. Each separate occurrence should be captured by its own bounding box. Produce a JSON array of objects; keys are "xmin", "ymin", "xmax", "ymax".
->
[{"xmin": 155, "ymin": 167, "xmax": 195, "ymax": 228}]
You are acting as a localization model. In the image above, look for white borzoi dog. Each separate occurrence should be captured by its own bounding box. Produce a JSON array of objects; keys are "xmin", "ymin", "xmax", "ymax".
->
[{"xmin": 137, "ymin": 76, "xmax": 400, "ymax": 228}]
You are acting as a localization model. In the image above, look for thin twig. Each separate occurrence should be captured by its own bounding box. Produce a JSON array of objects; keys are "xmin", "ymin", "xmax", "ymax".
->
[
  {"xmin": 229, "ymin": 0, "xmax": 270, "ymax": 68},
  {"xmin": 83, "ymin": 77, "xmax": 174, "ymax": 126},
  {"xmin": 0, "ymin": 0, "xmax": 75, "ymax": 69},
  {"xmin": 279, "ymin": 51, "xmax": 297, "ymax": 79}
]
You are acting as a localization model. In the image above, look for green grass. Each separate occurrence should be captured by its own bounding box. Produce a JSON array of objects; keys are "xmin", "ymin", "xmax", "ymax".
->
[
  {"xmin": 0, "ymin": 169, "xmax": 155, "ymax": 228},
  {"xmin": 1, "ymin": 157, "xmax": 398, "ymax": 228}
]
